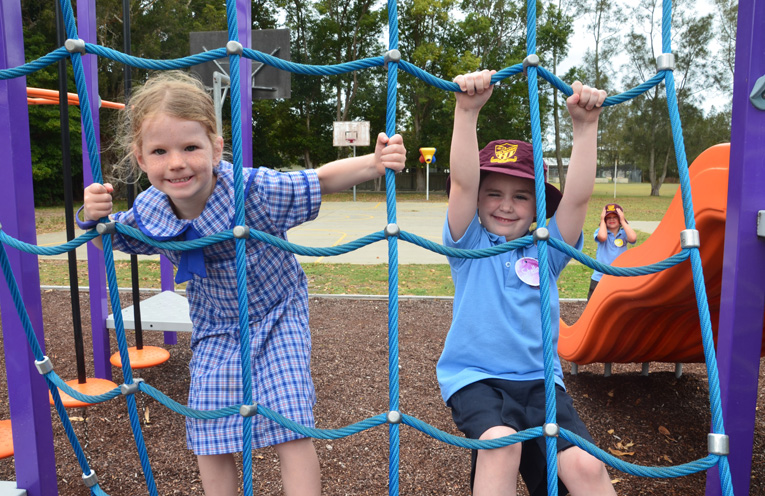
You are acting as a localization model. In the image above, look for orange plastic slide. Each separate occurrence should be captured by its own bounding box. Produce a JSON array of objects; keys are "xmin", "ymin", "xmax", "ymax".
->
[{"xmin": 560, "ymin": 143, "xmax": 765, "ymax": 365}]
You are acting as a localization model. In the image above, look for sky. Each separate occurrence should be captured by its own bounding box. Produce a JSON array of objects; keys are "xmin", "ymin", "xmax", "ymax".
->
[{"xmin": 556, "ymin": 0, "xmax": 730, "ymax": 112}]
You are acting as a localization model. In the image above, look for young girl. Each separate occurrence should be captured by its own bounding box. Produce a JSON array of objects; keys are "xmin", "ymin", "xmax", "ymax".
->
[
  {"xmin": 442, "ymin": 70, "xmax": 615, "ymax": 496},
  {"xmin": 589, "ymin": 203, "xmax": 637, "ymax": 300},
  {"xmin": 80, "ymin": 71, "xmax": 406, "ymax": 496}
]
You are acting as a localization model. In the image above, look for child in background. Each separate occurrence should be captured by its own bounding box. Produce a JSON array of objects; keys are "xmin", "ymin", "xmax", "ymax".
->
[
  {"xmin": 588, "ymin": 203, "xmax": 637, "ymax": 300},
  {"xmin": 440, "ymin": 69, "xmax": 615, "ymax": 496},
  {"xmin": 80, "ymin": 71, "xmax": 406, "ymax": 496}
]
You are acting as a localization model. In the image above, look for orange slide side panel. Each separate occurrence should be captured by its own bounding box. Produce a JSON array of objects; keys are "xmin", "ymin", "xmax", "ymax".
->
[{"xmin": 559, "ymin": 143, "xmax": 765, "ymax": 364}]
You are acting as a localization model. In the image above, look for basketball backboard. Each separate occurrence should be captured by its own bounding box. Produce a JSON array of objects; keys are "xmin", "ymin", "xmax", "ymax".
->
[
  {"xmin": 189, "ymin": 29, "xmax": 291, "ymax": 99},
  {"xmin": 333, "ymin": 121, "xmax": 370, "ymax": 147}
]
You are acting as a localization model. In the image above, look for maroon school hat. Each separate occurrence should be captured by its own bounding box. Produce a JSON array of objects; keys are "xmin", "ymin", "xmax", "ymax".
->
[
  {"xmin": 604, "ymin": 203, "xmax": 624, "ymax": 219},
  {"xmin": 446, "ymin": 140, "xmax": 562, "ymax": 217}
]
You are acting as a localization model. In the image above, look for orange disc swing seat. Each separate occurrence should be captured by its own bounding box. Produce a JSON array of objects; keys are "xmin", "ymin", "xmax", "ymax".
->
[
  {"xmin": 110, "ymin": 346, "xmax": 170, "ymax": 369},
  {"xmin": 49, "ymin": 378, "xmax": 120, "ymax": 409},
  {"xmin": 0, "ymin": 420, "xmax": 14, "ymax": 459}
]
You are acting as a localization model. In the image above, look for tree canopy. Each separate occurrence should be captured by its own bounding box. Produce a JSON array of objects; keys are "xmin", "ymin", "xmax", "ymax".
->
[{"xmin": 21, "ymin": 0, "xmax": 735, "ymax": 203}]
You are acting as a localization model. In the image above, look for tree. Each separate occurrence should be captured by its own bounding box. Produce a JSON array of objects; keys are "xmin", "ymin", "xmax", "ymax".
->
[
  {"xmin": 574, "ymin": 0, "xmax": 625, "ymax": 191},
  {"xmin": 273, "ymin": 0, "xmax": 388, "ymax": 172},
  {"xmin": 710, "ymin": 0, "xmax": 737, "ymax": 110},
  {"xmin": 396, "ymin": 0, "xmax": 461, "ymax": 192},
  {"xmin": 23, "ymin": 0, "xmax": 84, "ymax": 205},
  {"xmin": 538, "ymin": 0, "xmax": 574, "ymax": 192},
  {"xmin": 621, "ymin": 0, "xmax": 715, "ymax": 196}
]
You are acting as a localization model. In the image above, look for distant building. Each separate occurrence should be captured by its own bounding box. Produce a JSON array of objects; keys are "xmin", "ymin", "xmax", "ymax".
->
[{"xmin": 545, "ymin": 157, "xmax": 641, "ymax": 184}]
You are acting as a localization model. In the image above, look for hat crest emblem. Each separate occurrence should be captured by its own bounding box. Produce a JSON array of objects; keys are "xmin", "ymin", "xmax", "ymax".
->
[{"xmin": 491, "ymin": 143, "xmax": 519, "ymax": 163}]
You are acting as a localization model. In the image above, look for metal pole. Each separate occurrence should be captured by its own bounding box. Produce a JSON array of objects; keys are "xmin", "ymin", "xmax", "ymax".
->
[
  {"xmin": 56, "ymin": 0, "xmax": 87, "ymax": 384},
  {"xmin": 213, "ymin": 72, "xmax": 230, "ymax": 138},
  {"xmin": 426, "ymin": 163, "xmax": 430, "ymax": 201},
  {"xmin": 353, "ymin": 145, "xmax": 357, "ymax": 201}
]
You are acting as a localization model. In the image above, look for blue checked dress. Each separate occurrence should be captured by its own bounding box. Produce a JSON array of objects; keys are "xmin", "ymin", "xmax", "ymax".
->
[{"xmin": 110, "ymin": 161, "xmax": 321, "ymax": 454}]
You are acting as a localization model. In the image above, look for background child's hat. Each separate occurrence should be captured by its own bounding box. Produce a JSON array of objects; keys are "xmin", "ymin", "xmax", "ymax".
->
[
  {"xmin": 446, "ymin": 139, "xmax": 562, "ymax": 217},
  {"xmin": 604, "ymin": 203, "xmax": 628, "ymax": 223},
  {"xmin": 604, "ymin": 203, "xmax": 623, "ymax": 217}
]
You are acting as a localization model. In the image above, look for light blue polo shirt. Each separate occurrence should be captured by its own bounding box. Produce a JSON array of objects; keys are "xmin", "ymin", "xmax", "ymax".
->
[
  {"xmin": 437, "ymin": 212, "xmax": 582, "ymax": 403},
  {"xmin": 591, "ymin": 227, "xmax": 634, "ymax": 281}
]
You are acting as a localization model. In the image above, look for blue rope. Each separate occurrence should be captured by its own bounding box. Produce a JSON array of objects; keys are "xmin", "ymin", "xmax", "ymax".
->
[
  {"xmin": 0, "ymin": 47, "xmax": 70, "ymax": 80},
  {"xmin": 659, "ymin": 0, "xmax": 732, "ymax": 493},
  {"xmin": 221, "ymin": 4, "xmax": 255, "ymax": 496},
  {"xmin": 524, "ymin": 1, "xmax": 560, "ymax": 491},
  {"xmin": 385, "ymin": 1, "xmax": 401, "ymax": 492},
  {"xmin": 0, "ymin": 229, "xmax": 98, "ymax": 256},
  {"xmin": 101, "ymin": 235, "xmax": 159, "ymax": 495}
]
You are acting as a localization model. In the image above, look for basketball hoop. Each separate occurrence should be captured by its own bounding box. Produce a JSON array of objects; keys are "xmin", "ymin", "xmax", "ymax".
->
[{"xmin": 333, "ymin": 122, "xmax": 370, "ymax": 147}]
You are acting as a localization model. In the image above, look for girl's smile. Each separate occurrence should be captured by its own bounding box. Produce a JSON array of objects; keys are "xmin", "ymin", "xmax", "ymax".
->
[{"xmin": 135, "ymin": 113, "xmax": 223, "ymax": 219}]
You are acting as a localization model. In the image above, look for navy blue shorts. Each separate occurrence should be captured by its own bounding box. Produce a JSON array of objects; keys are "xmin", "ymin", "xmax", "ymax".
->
[{"xmin": 447, "ymin": 378, "xmax": 595, "ymax": 496}]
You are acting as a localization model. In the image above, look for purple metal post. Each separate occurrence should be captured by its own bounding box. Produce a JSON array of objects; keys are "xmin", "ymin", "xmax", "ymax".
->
[
  {"xmin": 76, "ymin": 0, "xmax": 112, "ymax": 380},
  {"xmin": 705, "ymin": 1, "xmax": 765, "ymax": 495},
  {"xmin": 0, "ymin": 0, "xmax": 59, "ymax": 492},
  {"xmin": 238, "ymin": 0, "xmax": 253, "ymax": 169}
]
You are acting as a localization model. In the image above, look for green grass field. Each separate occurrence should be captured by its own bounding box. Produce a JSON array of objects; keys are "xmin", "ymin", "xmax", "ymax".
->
[{"xmin": 35, "ymin": 183, "xmax": 678, "ymax": 299}]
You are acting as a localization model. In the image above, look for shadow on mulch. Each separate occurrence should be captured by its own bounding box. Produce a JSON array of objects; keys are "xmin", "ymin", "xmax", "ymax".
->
[{"xmin": 0, "ymin": 291, "xmax": 761, "ymax": 495}]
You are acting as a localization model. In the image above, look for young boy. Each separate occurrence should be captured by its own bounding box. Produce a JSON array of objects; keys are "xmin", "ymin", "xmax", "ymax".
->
[
  {"xmin": 589, "ymin": 203, "xmax": 638, "ymax": 300},
  {"xmin": 440, "ymin": 69, "xmax": 616, "ymax": 496}
]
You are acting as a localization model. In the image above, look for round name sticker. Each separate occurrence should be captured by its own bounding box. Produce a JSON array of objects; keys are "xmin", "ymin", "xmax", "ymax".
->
[
  {"xmin": 515, "ymin": 257, "xmax": 540, "ymax": 287},
  {"xmin": 614, "ymin": 238, "xmax": 624, "ymax": 247}
]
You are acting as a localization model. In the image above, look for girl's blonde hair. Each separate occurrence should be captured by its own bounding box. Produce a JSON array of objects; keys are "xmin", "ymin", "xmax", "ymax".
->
[{"xmin": 112, "ymin": 71, "xmax": 219, "ymax": 183}]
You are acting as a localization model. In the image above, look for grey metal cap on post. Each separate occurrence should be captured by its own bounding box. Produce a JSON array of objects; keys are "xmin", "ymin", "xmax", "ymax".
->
[
  {"xmin": 749, "ymin": 75, "xmax": 765, "ymax": 110},
  {"xmin": 386, "ymin": 410, "xmax": 402, "ymax": 424},
  {"xmin": 96, "ymin": 221, "xmax": 117, "ymax": 235},
  {"xmin": 680, "ymin": 229, "xmax": 700, "ymax": 249},
  {"xmin": 120, "ymin": 378, "xmax": 145, "ymax": 396},
  {"xmin": 523, "ymin": 54, "xmax": 539, "ymax": 75},
  {"xmin": 657, "ymin": 53, "xmax": 675, "ymax": 71},
  {"xmin": 226, "ymin": 40, "xmax": 244, "ymax": 55},
  {"xmin": 82, "ymin": 470, "xmax": 98, "ymax": 488},
  {"xmin": 708, "ymin": 433, "xmax": 730, "ymax": 455},
  {"xmin": 543, "ymin": 423, "xmax": 559, "ymax": 437},
  {"xmin": 65, "ymin": 38, "xmax": 86, "ymax": 54},
  {"xmin": 384, "ymin": 223, "xmax": 400, "ymax": 238},
  {"xmin": 34, "ymin": 356, "xmax": 54, "ymax": 375},
  {"xmin": 233, "ymin": 225, "xmax": 250, "ymax": 239},
  {"xmin": 240, "ymin": 403, "xmax": 259, "ymax": 417}
]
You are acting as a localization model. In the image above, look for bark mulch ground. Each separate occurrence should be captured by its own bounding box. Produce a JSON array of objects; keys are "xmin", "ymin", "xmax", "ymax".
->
[{"xmin": 0, "ymin": 291, "xmax": 762, "ymax": 495}]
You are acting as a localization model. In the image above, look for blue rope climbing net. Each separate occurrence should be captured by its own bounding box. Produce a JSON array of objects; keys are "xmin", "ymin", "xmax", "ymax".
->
[{"xmin": 0, "ymin": 0, "xmax": 735, "ymax": 494}]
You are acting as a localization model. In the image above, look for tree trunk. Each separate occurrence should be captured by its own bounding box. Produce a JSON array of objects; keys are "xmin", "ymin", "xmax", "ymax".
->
[
  {"xmin": 648, "ymin": 142, "xmax": 658, "ymax": 196},
  {"xmin": 303, "ymin": 111, "xmax": 313, "ymax": 169},
  {"xmin": 416, "ymin": 168, "xmax": 426, "ymax": 192},
  {"xmin": 303, "ymin": 149, "xmax": 313, "ymax": 170},
  {"xmin": 553, "ymin": 89, "xmax": 565, "ymax": 193},
  {"xmin": 652, "ymin": 147, "xmax": 671, "ymax": 196}
]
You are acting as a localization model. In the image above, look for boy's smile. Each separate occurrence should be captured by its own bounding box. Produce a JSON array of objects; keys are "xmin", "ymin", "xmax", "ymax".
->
[
  {"xmin": 477, "ymin": 173, "xmax": 536, "ymax": 240},
  {"xmin": 605, "ymin": 214, "xmax": 620, "ymax": 232}
]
